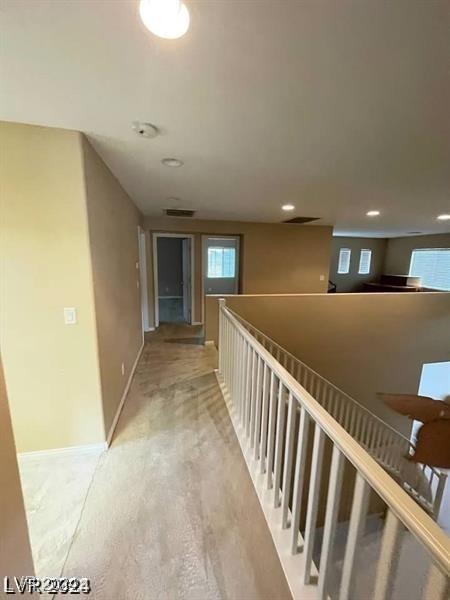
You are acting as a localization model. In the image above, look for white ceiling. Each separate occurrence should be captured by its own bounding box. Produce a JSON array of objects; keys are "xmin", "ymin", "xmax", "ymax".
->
[{"xmin": 1, "ymin": 0, "xmax": 449, "ymax": 237}]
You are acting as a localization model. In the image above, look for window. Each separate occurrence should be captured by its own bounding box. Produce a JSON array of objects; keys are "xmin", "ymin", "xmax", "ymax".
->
[
  {"xmin": 337, "ymin": 248, "xmax": 351, "ymax": 274},
  {"xmin": 409, "ymin": 249, "xmax": 450, "ymax": 291},
  {"xmin": 358, "ymin": 249, "xmax": 372, "ymax": 274},
  {"xmin": 207, "ymin": 247, "xmax": 236, "ymax": 278}
]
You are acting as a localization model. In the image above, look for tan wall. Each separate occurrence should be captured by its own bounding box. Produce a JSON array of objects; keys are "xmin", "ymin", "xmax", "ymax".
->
[
  {"xmin": 0, "ymin": 357, "xmax": 34, "ymax": 580},
  {"xmin": 205, "ymin": 292, "xmax": 450, "ymax": 434},
  {"xmin": 384, "ymin": 233, "xmax": 450, "ymax": 274},
  {"xmin": 331, "ymin": 237, "xmax": 387, "ymax": 292},
  {"xmin": 144, "ymin": 217, "xmax": 333, "ymax": 326},
  {"xmin": 1, "ymin": 122, "xmax": 104, "ymax": 452},
  {"xmin": 82, "ymin": 137, "xmax": 143, "ymax": 437}
]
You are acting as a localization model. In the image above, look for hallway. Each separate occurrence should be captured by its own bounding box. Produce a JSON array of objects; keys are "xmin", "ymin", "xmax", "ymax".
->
[{"xmin": 62, "ymin": 325, "xmax": 291, "ymax": 599}]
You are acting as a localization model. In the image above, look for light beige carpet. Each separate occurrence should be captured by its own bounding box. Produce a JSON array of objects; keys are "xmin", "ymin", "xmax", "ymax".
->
[{"xmin": 62, "ymin": 325, "xmax": 292, "ymax": 599}]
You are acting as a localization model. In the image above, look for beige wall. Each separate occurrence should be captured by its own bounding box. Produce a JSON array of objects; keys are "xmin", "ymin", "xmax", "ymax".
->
[
  {"xmin": 384, "ymin": 233, "xmax": 450, "ymax": 274},
  {"xmin": 144, "ymin": 217, "xmax": 333, "ymax": 326},
  {"xmin": 0, "ymin": 358, "xmax": 34, "ymax": 580},
  {"xmin": 330, "ymin": 237, "xmax": 387, "ymax": 292},
  {"xmin": 205, "ymin": 293, "xmax": 450, "ymax": 434},
  {"xmin": 1, "ymin": 122, "xmax": 104, "ymax": 452},
  {"xmin": 82, "ymin": 137, "xmax": 143, "ymax": 437},
  {"xmin": 1, "ymin": 123, "xmax": 143, "ymax": 451}
]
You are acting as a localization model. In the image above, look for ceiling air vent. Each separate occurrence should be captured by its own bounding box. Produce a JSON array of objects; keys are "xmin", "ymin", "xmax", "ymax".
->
[
  {"xmin": 282, "ymin": 216, "xmax": 320, "ymax": 224},
  {"xmin": 164, "ymin": 208, "xmax": 196, "ymax": 218}
]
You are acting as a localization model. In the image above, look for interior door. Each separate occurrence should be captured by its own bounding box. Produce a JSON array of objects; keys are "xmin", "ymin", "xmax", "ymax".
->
[
  {"xmin": 182, "ymin": 238, "xmax": 192, "ymax": 323},
  {"xmin": 204, "ymin": 237, "xmax": 239, "ymax": 295}
]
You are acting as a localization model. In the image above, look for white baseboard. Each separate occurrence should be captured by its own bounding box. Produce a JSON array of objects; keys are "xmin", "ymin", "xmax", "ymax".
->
[
  {"xmin": 144, "ymin": 327, "xmax": 155, "ymax": 332},
  {"xmin": 191, "ymin": 321, "xmax": 203, "ymax": 326},
  {"xmin": 106, "ymin": 342, "xmax": 144, "ymax": 446},
  {"xmin": 18, "ymin": 442, "xmax": 107, "ymax": 464},
  {"xmin": 205, "ymin": 340, "xmax": 216, "ymax": 346}
]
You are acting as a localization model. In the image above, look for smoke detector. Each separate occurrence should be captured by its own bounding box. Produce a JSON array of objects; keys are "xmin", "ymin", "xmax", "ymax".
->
[{"xmin": 132, "ymin": 121, "xmax": 159, "ymax": 138}]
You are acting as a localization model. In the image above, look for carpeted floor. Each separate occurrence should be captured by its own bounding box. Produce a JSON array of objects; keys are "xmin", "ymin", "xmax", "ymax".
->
[{"xmin": 62, "ymin": 324, "xmax": 291, "ymax": 599}]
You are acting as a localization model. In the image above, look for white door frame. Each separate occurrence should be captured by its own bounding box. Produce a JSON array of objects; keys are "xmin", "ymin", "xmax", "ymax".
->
[
  {"xmin": 138, "ymin": 227, "xmax": 151, "ymax": 334},
  {"xmin": 152, "ymin": 232, "xmax": 195, "ymax": 328}
]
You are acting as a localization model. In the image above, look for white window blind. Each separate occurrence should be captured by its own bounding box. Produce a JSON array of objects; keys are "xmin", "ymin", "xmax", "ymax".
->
[
  {"xmin": 409, "ymin": 249, "xmax": 450, "ymax": 291},
  {"xmin": 207, "ymin": 247, "xmax": 236, "ymax": 278},
  {"xmin": 338, "ymin": 248, "xmax": 351, "ymax": 274},
  {"xmin": 358, "ymin": 249, "xmax": 372, "ymax": 274}
]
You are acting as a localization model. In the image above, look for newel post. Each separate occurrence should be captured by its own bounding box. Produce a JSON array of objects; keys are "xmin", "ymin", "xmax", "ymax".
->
[{"xmin": 218, "ymin": 298, "xmax": 226, "ymax": 375}]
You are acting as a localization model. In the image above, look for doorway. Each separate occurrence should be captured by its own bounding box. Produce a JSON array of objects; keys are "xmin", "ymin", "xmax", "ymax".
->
[
  {"xmin": 203, "ymin": 236, "xmax": 240, "ymax": 296},
  {"xmin": 153, "ymin": 233, "xmax": 194, "ymax": 327}
]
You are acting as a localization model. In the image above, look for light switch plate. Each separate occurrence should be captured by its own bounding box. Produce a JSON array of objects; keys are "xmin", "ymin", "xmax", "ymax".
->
[
  {"xmin": 64, "ymin": 307, "xmax": 77, "ymax": 325},
  {"xmin": 320, "ymin": 274, "xmax": 325, "ymax": 281}
]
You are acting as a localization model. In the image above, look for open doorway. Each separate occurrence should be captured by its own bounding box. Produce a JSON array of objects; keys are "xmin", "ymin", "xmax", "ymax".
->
[{"xmin": 153, "ymin": 233, "xmax": 194, "ymax": 327}]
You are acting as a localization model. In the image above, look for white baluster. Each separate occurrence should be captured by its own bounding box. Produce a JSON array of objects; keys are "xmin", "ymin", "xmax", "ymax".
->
[
  {"xmin": 290, "ymin": 407, "xmax": 310, "ymax": 554},
  {"xmin": 259, "ymin": 363, "xmax": 270, "ymax": 474},
  {"xmin": 281, "ymin": 394, "xmax": 296, "ymax": 528},
  {"xmin": 237, "ymin": 333, "xmax": 244, "ymax": 420},
  {"xmin": 266, "ymin": 372, "xmax": 277, "ymax": 490},
  {"xmin": 253, "ymin": 356, "xmax": 263, "ymax": 459},
  {"xmin": 338, "ymin": 395, "xmax": 346, "ymax": 424},
  {"xmin": 249, "ymin": 351, "xmax": 259, "ymax": 448},
  {"xmin": 304, "ymin": 423, "xmax": 325, "ymax": 584},
  {"xmin": 318, "ymin": 444, "xmax": 345, "ymax": 600},
  {"xmin": 373, "ymin": 509, "xmax": 403, "ymax": 600},
  {"xmin": 295, "ymin": 362, "xmax": 302, "ymax": 384},
  {"xmin": 340, "ymin": 473, "xmax": 370, "ymax": 600},
  {"xmin": 273, "ymin": 381, "xmax": 286, "ymax": 507},
  {"xmin": 240, "ymin": 341, "xmax": 248, "ymax": 427},
  {"xmin": 244, "ymin": 344, "xmax": 252, "ymax": 433},
  {"xmin": 290, "ymin": 356, "xmax": 296, "ymax": 375},
  {"xmin": 247, "ymin": 349, "xmax": 256, "ymax": 439},
  {"xmin": 344, "ymin": 401, "xmax": 351, "ymax": 431}
]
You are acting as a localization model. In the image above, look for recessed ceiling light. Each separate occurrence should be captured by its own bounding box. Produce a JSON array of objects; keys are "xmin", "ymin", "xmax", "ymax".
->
[
  {"xmin": 139, "ymin": 0, "xmax": 190, "ymax": 40},
  {"xmin": 437, "ymin": 214, "xmax": 450, "ymax": 221},
  {"xmin": 367, "ymin": 210, "xmax": 380, "ymax": 217},
  {"xmin": 281, "ymin": 204, "xmax": 295, "ymax": 211},
  {"xmin": 162, "ymin": 158, "xmax": 184, "ymax": 168}
]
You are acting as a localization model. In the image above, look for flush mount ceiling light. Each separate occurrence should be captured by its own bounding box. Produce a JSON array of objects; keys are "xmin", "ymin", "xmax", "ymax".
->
[
  {"xmin": 132, "ymin": 121, "xmax": 158, "ymax": 138},
  {"xmin": 139, "ymin": 0, "xmax": 190, "ymax": 40},
  {"xmin": 367, "ymin": 210, "xmax": 380, "ymax": 217},
  {"xmin": 162, "ymin": 158, "xmax": 184, "ymax": 167},
  {"xmin": 281, "ymin": 204, "xmax": 295, "ymax": 211},
  {"xmin": 437, "ymin": 214, "xmax": 450, "ymax": 221}
]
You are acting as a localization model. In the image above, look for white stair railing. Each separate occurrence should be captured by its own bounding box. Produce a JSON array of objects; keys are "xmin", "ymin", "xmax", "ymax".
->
[
  {"xmin": 227, "ymin": 307, "xmax": 446, "ymax": 520},
  {"xmin": 217, "ymin": 300, "xmax": 449, "ymax": 600}
]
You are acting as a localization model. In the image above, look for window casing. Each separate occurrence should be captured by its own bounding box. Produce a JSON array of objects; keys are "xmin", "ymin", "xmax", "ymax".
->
[
  {"xmin": 207, "ymin": 247, "xmax": 236, "ymax": 278},
  {"xmin": 409, "ymin": 249, "xmax": 450, "ymax": 291},
  {"xmin": 358, "ymin": 249, "xmax": 372, "ymax": 275},
  {"xmin": 337, "ymin": 248, "xmax": 351, "ymax": 274}
]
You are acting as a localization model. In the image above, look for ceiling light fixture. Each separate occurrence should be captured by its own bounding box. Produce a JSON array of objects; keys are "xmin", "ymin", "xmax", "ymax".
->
[
  {"xmin": 367, "ymin": 210, "xmax": 380, "ymax": 217},
  {"xmin": 437, "ymin": 214, "xmax": 450, "ymax": 221},
  {"xmin": 139, "ymin": 0, "xmax": 190, "ymax": 40},
  {"xmin": 281, "ymin": 204, "xmax": 295, "ymax": 211},
  {"xmin": 162, "ymin": 158, "xmax": 184, "ymax": 168}
]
